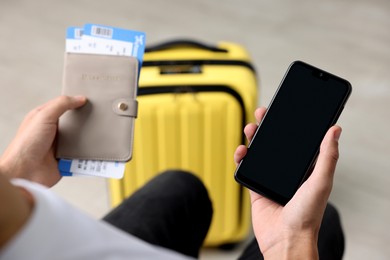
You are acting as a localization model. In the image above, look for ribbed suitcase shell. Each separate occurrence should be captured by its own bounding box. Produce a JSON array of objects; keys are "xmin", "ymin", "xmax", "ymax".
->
[{"xmin": 108, "ymin": 41, "xmax": 258, "ymax": 246}]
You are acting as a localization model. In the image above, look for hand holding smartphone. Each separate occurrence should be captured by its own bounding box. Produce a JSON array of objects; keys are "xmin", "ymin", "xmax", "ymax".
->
[{"xmin": 234, "ymin": 61, "xmax": 352, "ymax": 205}]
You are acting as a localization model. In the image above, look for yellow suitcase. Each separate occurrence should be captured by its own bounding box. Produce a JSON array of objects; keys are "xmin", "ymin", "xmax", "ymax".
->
[{"xmin": 108, "ymin": 40, "xmax": 258, "ymax": 247}]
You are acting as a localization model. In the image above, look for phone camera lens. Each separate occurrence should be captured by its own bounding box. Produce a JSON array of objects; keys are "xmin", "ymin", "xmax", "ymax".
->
[{"xmin": 319, "ymin": 72, "xmax": 323, "ymax": 77}]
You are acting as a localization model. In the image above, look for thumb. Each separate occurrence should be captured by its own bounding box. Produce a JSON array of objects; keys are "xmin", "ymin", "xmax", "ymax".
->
[
  {"xmin": 39, "ymin": 96, "xmax": 87, "ymax": 123},
  {"xmin": 307, "ymin": 126, "xmax": 342, "ymax": 198}
]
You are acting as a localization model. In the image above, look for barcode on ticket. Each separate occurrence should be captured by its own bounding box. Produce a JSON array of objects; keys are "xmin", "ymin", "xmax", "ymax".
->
[{"xmin": 91, "ymin": 25, "xmax": 113, "ymax": 38}]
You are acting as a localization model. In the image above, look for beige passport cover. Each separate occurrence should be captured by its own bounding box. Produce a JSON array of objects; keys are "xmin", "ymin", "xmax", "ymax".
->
[{"xmin": 56, "ymin": 53, "xmax": 138, "ymax": 162}]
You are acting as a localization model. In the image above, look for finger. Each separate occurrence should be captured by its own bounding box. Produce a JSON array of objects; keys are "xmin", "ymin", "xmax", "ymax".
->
[
  {"xmin": 39, "ymin": 96, "xmax": 87, "ymax": 123},
  {"xmin": 308, "ymin": 126, "xmax": 342, "ymax": 195},
  {"xmin": 243, "ymin": 107, "xmax": 267, "ymax": 142},
  {"xmin": 254, "ymin": 107, "xmax": 267, "ymax": 124},
  {"xmin": 234, "ymin": 145, "xmax": 247, "ymax": 165},
  {"xmin": 244, "ymin": 123, "xmax": 258, "ymax": 142}
]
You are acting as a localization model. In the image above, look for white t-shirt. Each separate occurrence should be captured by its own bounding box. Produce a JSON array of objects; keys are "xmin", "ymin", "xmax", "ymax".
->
[{"xmin": 0, "ymin": 179, "xmax": 192, "ymax": 260}]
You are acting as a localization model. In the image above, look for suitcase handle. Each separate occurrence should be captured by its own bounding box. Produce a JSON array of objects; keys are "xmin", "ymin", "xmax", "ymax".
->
[{"xmin": 145, "ymin": 39, "xmax": 228, "ymax": 53}]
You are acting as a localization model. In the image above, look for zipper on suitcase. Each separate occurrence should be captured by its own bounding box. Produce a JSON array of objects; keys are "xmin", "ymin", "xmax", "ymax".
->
[
  {"xmin": 138, "ymin": 85, "xmax": 247, "ymax": 145},
  {"xmin": 142, "ymin": 60, "xmax": 256, "ymax": 74}
]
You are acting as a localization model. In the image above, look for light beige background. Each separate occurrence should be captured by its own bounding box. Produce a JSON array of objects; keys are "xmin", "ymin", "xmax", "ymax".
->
[{"xmin": 0, "ymin": 0, "xmax": 389, "ymax": 259}]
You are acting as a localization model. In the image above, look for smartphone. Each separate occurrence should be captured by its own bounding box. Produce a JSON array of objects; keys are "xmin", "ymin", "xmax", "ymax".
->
[{"xmin": 234, "ymin": 61, "xmax": 352, "ymax": 205}]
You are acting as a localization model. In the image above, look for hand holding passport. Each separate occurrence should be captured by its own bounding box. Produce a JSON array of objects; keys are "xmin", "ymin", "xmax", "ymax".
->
[{"xmin": 56, "ymin": 24, "xmax": 145, "ymax": 178}]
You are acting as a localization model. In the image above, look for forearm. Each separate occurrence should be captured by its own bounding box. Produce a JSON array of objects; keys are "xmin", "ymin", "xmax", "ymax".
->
[{"xmin": 0, "ymin": 153, "xmax": 61, "ymax": 187}]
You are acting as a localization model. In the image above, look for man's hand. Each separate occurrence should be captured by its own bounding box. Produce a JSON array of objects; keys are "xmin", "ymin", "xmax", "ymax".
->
[
  {"xmin": 0, "ymin": 96, "xmax": 87, "ymax": 187},
  {"xmin": 234, "ymin": 107, "xmax": 342, "ymax": 259}
]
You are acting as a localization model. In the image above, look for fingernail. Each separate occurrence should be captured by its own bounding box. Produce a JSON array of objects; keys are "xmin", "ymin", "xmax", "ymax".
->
[
  {"xmin": 74, "ymin": 96, "xmax": 87, "ymax": 102},
  {"xmin": 334, "ymin": 128, "xmax": 342, "ymax": 141}
]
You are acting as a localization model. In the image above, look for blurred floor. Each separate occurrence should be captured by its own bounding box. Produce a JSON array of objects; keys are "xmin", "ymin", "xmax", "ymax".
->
[{"xmin": 1, "ymin": 0, "xmax": 389, "ymax": 259}]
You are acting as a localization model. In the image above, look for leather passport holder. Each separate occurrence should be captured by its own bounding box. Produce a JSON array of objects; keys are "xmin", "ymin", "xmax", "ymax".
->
[{"xmin": 56, "ymin": 53, "xmax": 138, "ymax": 162}]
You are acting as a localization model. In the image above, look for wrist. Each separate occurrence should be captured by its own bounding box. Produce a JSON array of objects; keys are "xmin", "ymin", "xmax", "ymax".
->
[
  {"xmin": 262, "ymin": 233, "xmax": 318, "ymax": 260},
  {"xmin": 0, "ymin": 152, "xmax": 30, "ymax": 180},
  {"xmin": 0, "ymin": 159, "xmax": 11, "ymax": 178},
  {"xmin": 0, "ymin": 157, "xmax": 19, "ymax": 179}
]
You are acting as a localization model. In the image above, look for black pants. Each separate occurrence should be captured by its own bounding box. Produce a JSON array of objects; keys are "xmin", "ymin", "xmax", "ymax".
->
[{"xmin": 103, "ymin": 170, "xmax": 344, "ymax": 259}]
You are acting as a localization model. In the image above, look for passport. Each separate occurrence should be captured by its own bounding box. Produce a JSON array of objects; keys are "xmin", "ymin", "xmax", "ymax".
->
[{"xmin": 56, "ymin": 53, "xmax": 139, "ymax": 162}]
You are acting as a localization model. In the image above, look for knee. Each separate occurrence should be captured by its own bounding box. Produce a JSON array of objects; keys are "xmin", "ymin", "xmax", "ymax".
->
[
  {"xmin": 157, "ymin": 170, "xmax": 212, "ymax": 206},
  {"xmin": 318, "ymin": 203, "xmax": 345, "ymax": 259},
  {"xmin": 158, "ymin": 169, "xmax": 201, "ymax": 183},
  {"xmin": 323, "ymin": 203, "xmax": 342, "ymax": 225},
  {"xmin": 157, "ymin": 170, "xmax": 209, "ymax": 196},
  {"xmin": 321, "ymin": 203, "xmax": 345, "ymax": 239}
]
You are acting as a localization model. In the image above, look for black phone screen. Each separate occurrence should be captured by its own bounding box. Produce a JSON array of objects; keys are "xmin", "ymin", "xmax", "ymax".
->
[{"xmin": 235, "ymin": 61, "xmax": 351, "ymax": 205}]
